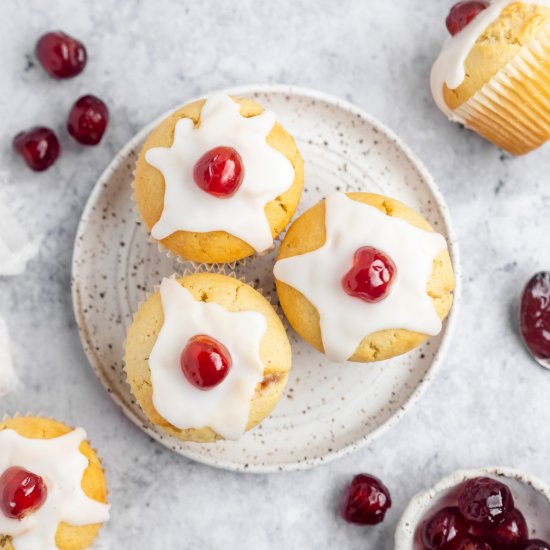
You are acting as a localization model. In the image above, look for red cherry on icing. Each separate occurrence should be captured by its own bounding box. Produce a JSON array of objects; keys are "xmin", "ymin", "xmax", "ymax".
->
[
  {"xmin": 340, "ymin": 474, "xmax": 392, "ymax": 525},
  {"xmin": 35, "ymin": 31, "xmax": 87, "ymax": 79},
  {"xmin": 0, "ymin": 466, "xmax": 48, "ymax": 519},
  {"xmin": 67, "ymin": 95, "xmax": 109, "ymax": 146},
  {"xmin": 180, "ymin": 335, "xmax": 232, "ymax": 390},
  {"xmin": 458, "ymin": 477, "xmax": 514, "ymax": 526},
  {"xmin": 422, "ymin": 507, "xmax": 468, "ymax": 550},
  {"xmin": 446, "ymin": 1, "xmax": 489, "ymax": 36},
  {"xmin": 193, "ymin": 146, "xmax": 244, "ymax": 198},
  {"xmin": 520, "ymin": 272, "xmax": 550, "ymax": 364},
  {"xmin": 13, "ymin": 127, "xmax": 61, "ymax": 172},
  {"xmin": 342, "ymin": 246, "xmax": 397, "ymax": 303}
]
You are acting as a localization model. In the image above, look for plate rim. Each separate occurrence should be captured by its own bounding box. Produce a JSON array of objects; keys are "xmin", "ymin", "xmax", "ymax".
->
[{"xmin": 71, "ymin": 83, "xmax": 462, "ymax": 474}]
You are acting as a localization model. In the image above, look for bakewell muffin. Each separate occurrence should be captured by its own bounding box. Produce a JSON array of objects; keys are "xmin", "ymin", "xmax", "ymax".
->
[
  {"xmin": 431, "ymin": 1, "xmax": 550, "ymax": 155},
  {"xmin": 134, "ymin": 94, "xmax": 304, "ymax": 263},
  {"xmin": 274, "ymin": 193, "xmax": 455, "ymax": 363},
  {"xmin": 125, "ymin": 273, "xmax": 291, "ymax": 442},
  {"xmin": 0, "ymin": 416, "xmax": 109, "ymax": 550}
]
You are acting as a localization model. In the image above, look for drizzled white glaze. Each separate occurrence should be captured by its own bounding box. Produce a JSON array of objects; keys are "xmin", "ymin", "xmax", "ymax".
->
[
  {"xmin": 145, "ymin": 94, "xmax": 295, "ymax": 253},
  {"xmin": 431, "ymin": 0, "xmax": 550, "ymax": 119},
  {"xmin": 273, "ymin": 193, "xmax": 448, "ymax": 363},
  {"xmin": 0, "ymin": 428, "xmax": 109, "ymax": 550},
  {"xmin": 148, "ymin": 278, "xmax": 267, "ymax": 440}
]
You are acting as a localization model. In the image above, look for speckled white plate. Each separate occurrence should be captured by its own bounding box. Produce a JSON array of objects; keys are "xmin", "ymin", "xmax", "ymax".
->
[{"xmin": 71, "ymin": 84, "xmax": 460, "ymax": 473}]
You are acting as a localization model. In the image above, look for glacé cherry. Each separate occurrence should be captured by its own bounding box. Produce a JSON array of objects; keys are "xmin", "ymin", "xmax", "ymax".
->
[
  {"xmin": 180, "ymin": 335, "xmax": 232, "ymax": 390},
  {"xmin": 488, "ymin": 508, "xmax": 527, "ymax": 548},
  {"xmin": 340, "ymin": 473, "xmax": 391, "ymax": 525},
  {"xmin": 35, "ymin": 31, "xmax": 87, "ymax": 79},
  {"xmin": 193, "ymin": 146, "xmax": 244, "ymax": 198},
  {"xmin": 13, "ymin": 127, "xmax": 60, "ymax": 172},
  {"xmin": 446, "ymin": 2, "xmax": 489, "ymax": 36},
  {"xmin": 0, "ymin": 466, "xmax": 48, "ymax": 519},
  {"xmin": 342, "ymin": 246, "xmax": 397, "ymax": 303},
  {"xmin": 458, "ymin": 477, "xmax": 513, "ymax": 525},
  {"xmin": 67, "ymin": 95, "xmax": 109, "ymax": 145},
  {"xmin": 422, "ymin": 507, "xmax": 467, "ymax": 550},
  {"xmin": 520, "ymin": 272, "xmax": 550, "ymax": 365}
]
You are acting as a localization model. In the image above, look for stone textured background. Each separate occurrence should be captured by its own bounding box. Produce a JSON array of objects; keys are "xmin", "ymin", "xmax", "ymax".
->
[{"xmin": 1, "ymin": 1, "xmax": 549, "ymax": 548}]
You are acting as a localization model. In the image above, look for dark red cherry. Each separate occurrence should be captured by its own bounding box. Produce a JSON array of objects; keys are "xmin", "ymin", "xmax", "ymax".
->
[
  {"xmin": 422, "ymin": 507, "xmax": 468, "ymax": 550},
  {"xmin": 446, "ymin": 2, "xmax": 489, "ymax": 35},
  {"xmin": 35, "ymin": 31, "xmax": 87, "ymax": 79},
  {"xmin": 488, "ymin": 508, "xmax": 527, "ymax": 548},
  {"xmin": 13, "ymin": 127, "xmax": 60, "ymax": 172},
  {"xmin": 456, "ymin": 538, "xmax": 492, "ymax": 550},
  {"xmin": 524, "ymin": 540, "xmax": 550, "ymax": 550},
  {"xmin": 193, "ymin": 146, "xmax": 244, "ymax": 198},
  {"xmin": 67, "ymin": 95, "xmax": 109, "ymax": 145},
  {"xmin": 458, "ymin": 477, "xmax": 513, "ymax": 525},
  {"xmin": 340, "ymin": 473, "xmax": 391, "ymax": 525},
  {"xmin": 520, "ymin": 272, "xmax": 550, "ymax": 367},
  {"xmin": 180, "ymin": 335, "xmax": 232, "ymax": 390},
  {"xmin": 0, "ymin": 466, "xmax": 48, "ymax": 519},
  {"xmin": 342, "ymin": 246, "xmax": 397, "ymax": 303}
]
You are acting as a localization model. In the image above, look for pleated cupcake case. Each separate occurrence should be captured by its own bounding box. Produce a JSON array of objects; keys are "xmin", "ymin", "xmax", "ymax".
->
[{"xmin": 454, "ymin": 22, "xmax": 550, "ymax": 155}]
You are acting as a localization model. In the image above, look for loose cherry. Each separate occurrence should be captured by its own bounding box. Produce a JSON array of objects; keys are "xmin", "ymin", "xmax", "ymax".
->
[
  {"xmin": 35, "ymin": 31, "xmax": 87, "ymax": 79},
  {"xmin": 0, "ymin": 466, "xmax": 48, "ymax": 519},
  {"xmin": 13, "ymin": 127, "xmax": 60, "ymax": 172},
  {"xmin": 342, "ymin": 246, "xmax": 397, "ymax": 303},
  {"xmin": 520, "ymin": 272, "xmax": 550, "ymax": 367},
  {"xmin": 422, "ymin": 507, "xmax": 468, "ymax": 550},
  {"xmin": 180, "ymin": 335, "xmax": 232, "ymax": 390},
  {"xmin": 458, "ymin": 477, "xmax": 513, "ymax": 525},
  {"xmin": 67, "ymin": 95, "xmax": 109, "ymax": 145},
  {"xmin": 193, "ymin": 146, "xmax": 244, "ymax": 198},
  {"xmin": 524, "ymin": 541, "xmax": 550, "ymax": 550},
  {"xmin": 340, "ymin": 473, "xmax": 391, "ymax": 525},
  {"xmin": 446, "ymin": 2, "xmax": 489, "ymax": 36}
]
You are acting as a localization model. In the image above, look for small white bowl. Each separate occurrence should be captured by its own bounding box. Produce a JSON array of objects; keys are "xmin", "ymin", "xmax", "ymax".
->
[{"xmin": 395, "ymin": 466, "xmax": 550, "ymax": 549}]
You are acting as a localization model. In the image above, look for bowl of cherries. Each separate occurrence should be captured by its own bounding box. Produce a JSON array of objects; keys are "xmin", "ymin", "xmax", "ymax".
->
[{"xmin": 395, "ymin": 467, "xmax": 550, "ymax": 550}]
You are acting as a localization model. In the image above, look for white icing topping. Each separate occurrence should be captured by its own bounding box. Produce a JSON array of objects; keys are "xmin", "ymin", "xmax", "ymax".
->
[
  {"xmin": 273, "ymin": 194, "xmax": 448, "ymax": 363},
  {"xmin": 145, "ymin": 94, "xmax": 295, "ymax": 253},
  {"xmin": 148, "ymin": 278, "xmax": 268, "ymax": 440},
  {"xmin": 0, "ymin": 428, "xmax": 110, "ymax": 550},
  {"xmin": 431, "ymin": 0, "xmax": 550, "ymax": 120}
]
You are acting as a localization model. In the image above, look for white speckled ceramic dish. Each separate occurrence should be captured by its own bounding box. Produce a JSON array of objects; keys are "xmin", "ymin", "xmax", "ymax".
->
[
  {"xmin": 71, "ymin": 84, "xmax": 460, "ymax": 473},
  {"xmin": 395, "ymin": 466, "xmax": 550, "ymax": 548}
]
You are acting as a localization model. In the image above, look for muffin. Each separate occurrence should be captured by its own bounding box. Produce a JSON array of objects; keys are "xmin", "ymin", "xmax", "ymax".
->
[
  {"xmin": 273, "ymin": 193, "xmax": 455, "ymax": 363},
  {"xmin": 134, "ymin": 93, "xmax": 304, "ymax": 263},
  {"xmin": 125, "ymin": 273, "xmax": 292, "ymax": 442},
  {"xmin": 431, "ymin": 1, "xmax": 550, "ymax": 155},
  {"xmin": 0, "ymin": 416, "xmax": 109, "ymax": 550}
]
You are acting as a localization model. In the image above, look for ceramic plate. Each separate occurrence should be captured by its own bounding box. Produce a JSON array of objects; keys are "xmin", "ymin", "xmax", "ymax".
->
[{"xmin": 71, "ymin": 85, "xmax": 460, "ymax": 473}]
